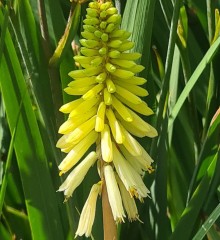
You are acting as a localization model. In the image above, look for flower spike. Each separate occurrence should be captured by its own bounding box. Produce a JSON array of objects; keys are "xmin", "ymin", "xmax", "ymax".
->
[{"xmin": 57, "ymin": 0, "xmax": 158, "ymax": 237}]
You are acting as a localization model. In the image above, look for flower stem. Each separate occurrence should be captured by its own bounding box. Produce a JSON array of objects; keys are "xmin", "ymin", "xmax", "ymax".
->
[{"xmin": 102, "ymin": 178, "xmax": 117, "ymax": 240}]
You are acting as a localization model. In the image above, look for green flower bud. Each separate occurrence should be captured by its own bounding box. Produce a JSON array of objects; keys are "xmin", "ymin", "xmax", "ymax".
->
[
  {"xmin": 108, "ymin": 40, "xmax": 122, "ymax": 48},
  {"xmin": 100, "ymin": 2, "xmax": 112, "ymax": 11},
  {"xmin": 83, "ymin": 25, "xmax": 97, "ymax": 33},
  {"xmin": 101, "ymin": 33, "xmax": 109, "ymax": 42},
  {"xmin": 108, "ymin": 50, "xmax": 121, "ymax": 58},
  {"xmin": 96, "ymin": 72, "xmax": 107, "ymax": 83},
  {"xmin": 99, "ymin": 47, "xmax": 107, "ymax": 55},
  {"xmin": 107, "ymin": 14, "xmax": 121, "ymax": 24},
  {"xmin": 100, "ymin": 11, "xmax": 107, "ymax": 19},
  {"xmin": 83, "ymin": 18, "xmax": 99, "ymax": 26},
  {"xmin": 106, "ymin": 7, "xmax": 118, "ymax": 15},
  {"xmin": 105, "ymin": 63, "xmax": 116, "ymax": 73},
  {"xmin": 100, "ymin": 21, "xmax": 107, "ymax": 29},
  {"xmin": 94, "ymin": 30, "xmax": 103, "ymax": 38},
  {"xmin": 105, "ymin": 23, "xmax": 115, "ymax": 33},
  {"xmin": 86, "ymin": 8, "xmax": 98, "ymax": 17}
]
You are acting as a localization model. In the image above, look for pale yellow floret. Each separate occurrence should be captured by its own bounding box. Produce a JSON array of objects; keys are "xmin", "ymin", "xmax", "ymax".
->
[
  {"xmin": 112, "ymin": 76, "xmax": 147, "ymax": 85},
  {"xmin": 68, "ymin": 76, "xmax": 97, "ymax": 88},
  {"xmin": 119, "ymin": 145, "xmax": 144, "ymax": 175},
  {"xmin": 66, "ymin": 116, "xmax": 96, "ymax": 145},
  {"xmin": 115, "ymin": 93, "xmax": 154, "ymax": 116},
  {"xmin": 112, "ymin": 143, "xmax": 150, "ymax": 200},
  {"xmin": 113, "ymin": 79, "xmax": 148, "ymax": 96},
  {"xmin": 104, "ymin": 88, "xmax": 112, "ymax": 105},
  {"xmin": 111, "ymin": 95, "xmax": 133, "ymax": 122},
  {"xmin": 58, "ymin": 106, "xmax": 97, "ymax": 134},
  {"xmin": 116, "ymin": 175, "xmax": 140, "ymax": 222},
  {"xmin": 75, "ymin": 183, "xmax": 101, "ymax": 238},
  {"xmin": 68, "ymin": 66, "xmax": 102, "ymax": 78},
  {"xmin": 58, "ymin": 130, "xmax": 98, "ymax": 174},
  {"xmin": 115, "ymin": 84, "xmax": 142, "ymax": 105},
  {"xmin": 64, "ymin": 85, "xmax": 93, "ymax": 95},
  {"xmin": 106, "ymin": 108, "xmax": 124, "ymax": 144},
  {"xmin": 95, "ymin": 102, "xmax": 106, "ymax": 132},
  {"xmin": 69, "ymin": 95, "xmax": 100, "ymax": 118},
  {"xmin": 56, "ymin": 133, "xmax": 77, "ymax": 150},
  {"xmin": 117, "ymin": 52, "xmax": 141, "ymax": 61},
  {"xmin": 59, "ymin": 98, "xmax": 84, "ymax": 113},
  {"xmin": 119, "ymin": 144, "xmax": 152, "ymax": 173},
  {"xmin": 104, "ymin": 165, "xmax": 125, "ymax": 222},
  {"xmin": 101, "ymin": 124, "xmax": 113, "ymax": 162},
  {"xmin": 106, "ymin": 78, "xmax": 116, "ymax": 93},
  {"xmin": 111, "ymin": 68, "xmax": 134, "ymax": 79},
  {"xmin": 82, "ymin": 83, "xmax": 104, "ymax": 100},
  {"xmin": 58, "ymin": 151, "xmax": 98, "ymax": 199},
  {"xmin": 119, "ymin": 123, "xmax": 142, "ymax": 156},
  {"xmin": 115, "ymin": 109, "xmax": 158, "ymax": 138},
  {"xmin": 110, "ymin": 59, "xmax": 136, "ymax": 68}
]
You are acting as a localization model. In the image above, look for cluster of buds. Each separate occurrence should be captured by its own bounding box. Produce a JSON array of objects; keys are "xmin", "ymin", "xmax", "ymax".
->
[{"xmin": 56, "ymin": 0, "xmax": 157, "ymax": 237}]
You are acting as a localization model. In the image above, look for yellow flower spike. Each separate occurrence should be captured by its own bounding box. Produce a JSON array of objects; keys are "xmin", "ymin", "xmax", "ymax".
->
[
  {"xmin": 58, "ymin": 130, "xmax": 98, "ymax": 174},
  {"xmin": 104, "ymin": 165, "xmax": 126, "ymax": 222},
  {"xmin": 106, "ymin": 108, "xmax": 124, "ymax": 144},
  {"xmin": 57, "ymin": 1, "xmax": 158, "ymax": 235},
  {"xmin": 101, "ymin": 124, "xmax": 113, "ymax": 162},
  {"xmin": 95, "ymin": 102, "xmax": 106, "ymax": 132}
]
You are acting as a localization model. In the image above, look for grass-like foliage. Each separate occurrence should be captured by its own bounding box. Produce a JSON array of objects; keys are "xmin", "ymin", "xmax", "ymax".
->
[{"xmin": 0, "ymin": 0, "xmax": 220, "ymax": 239}]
